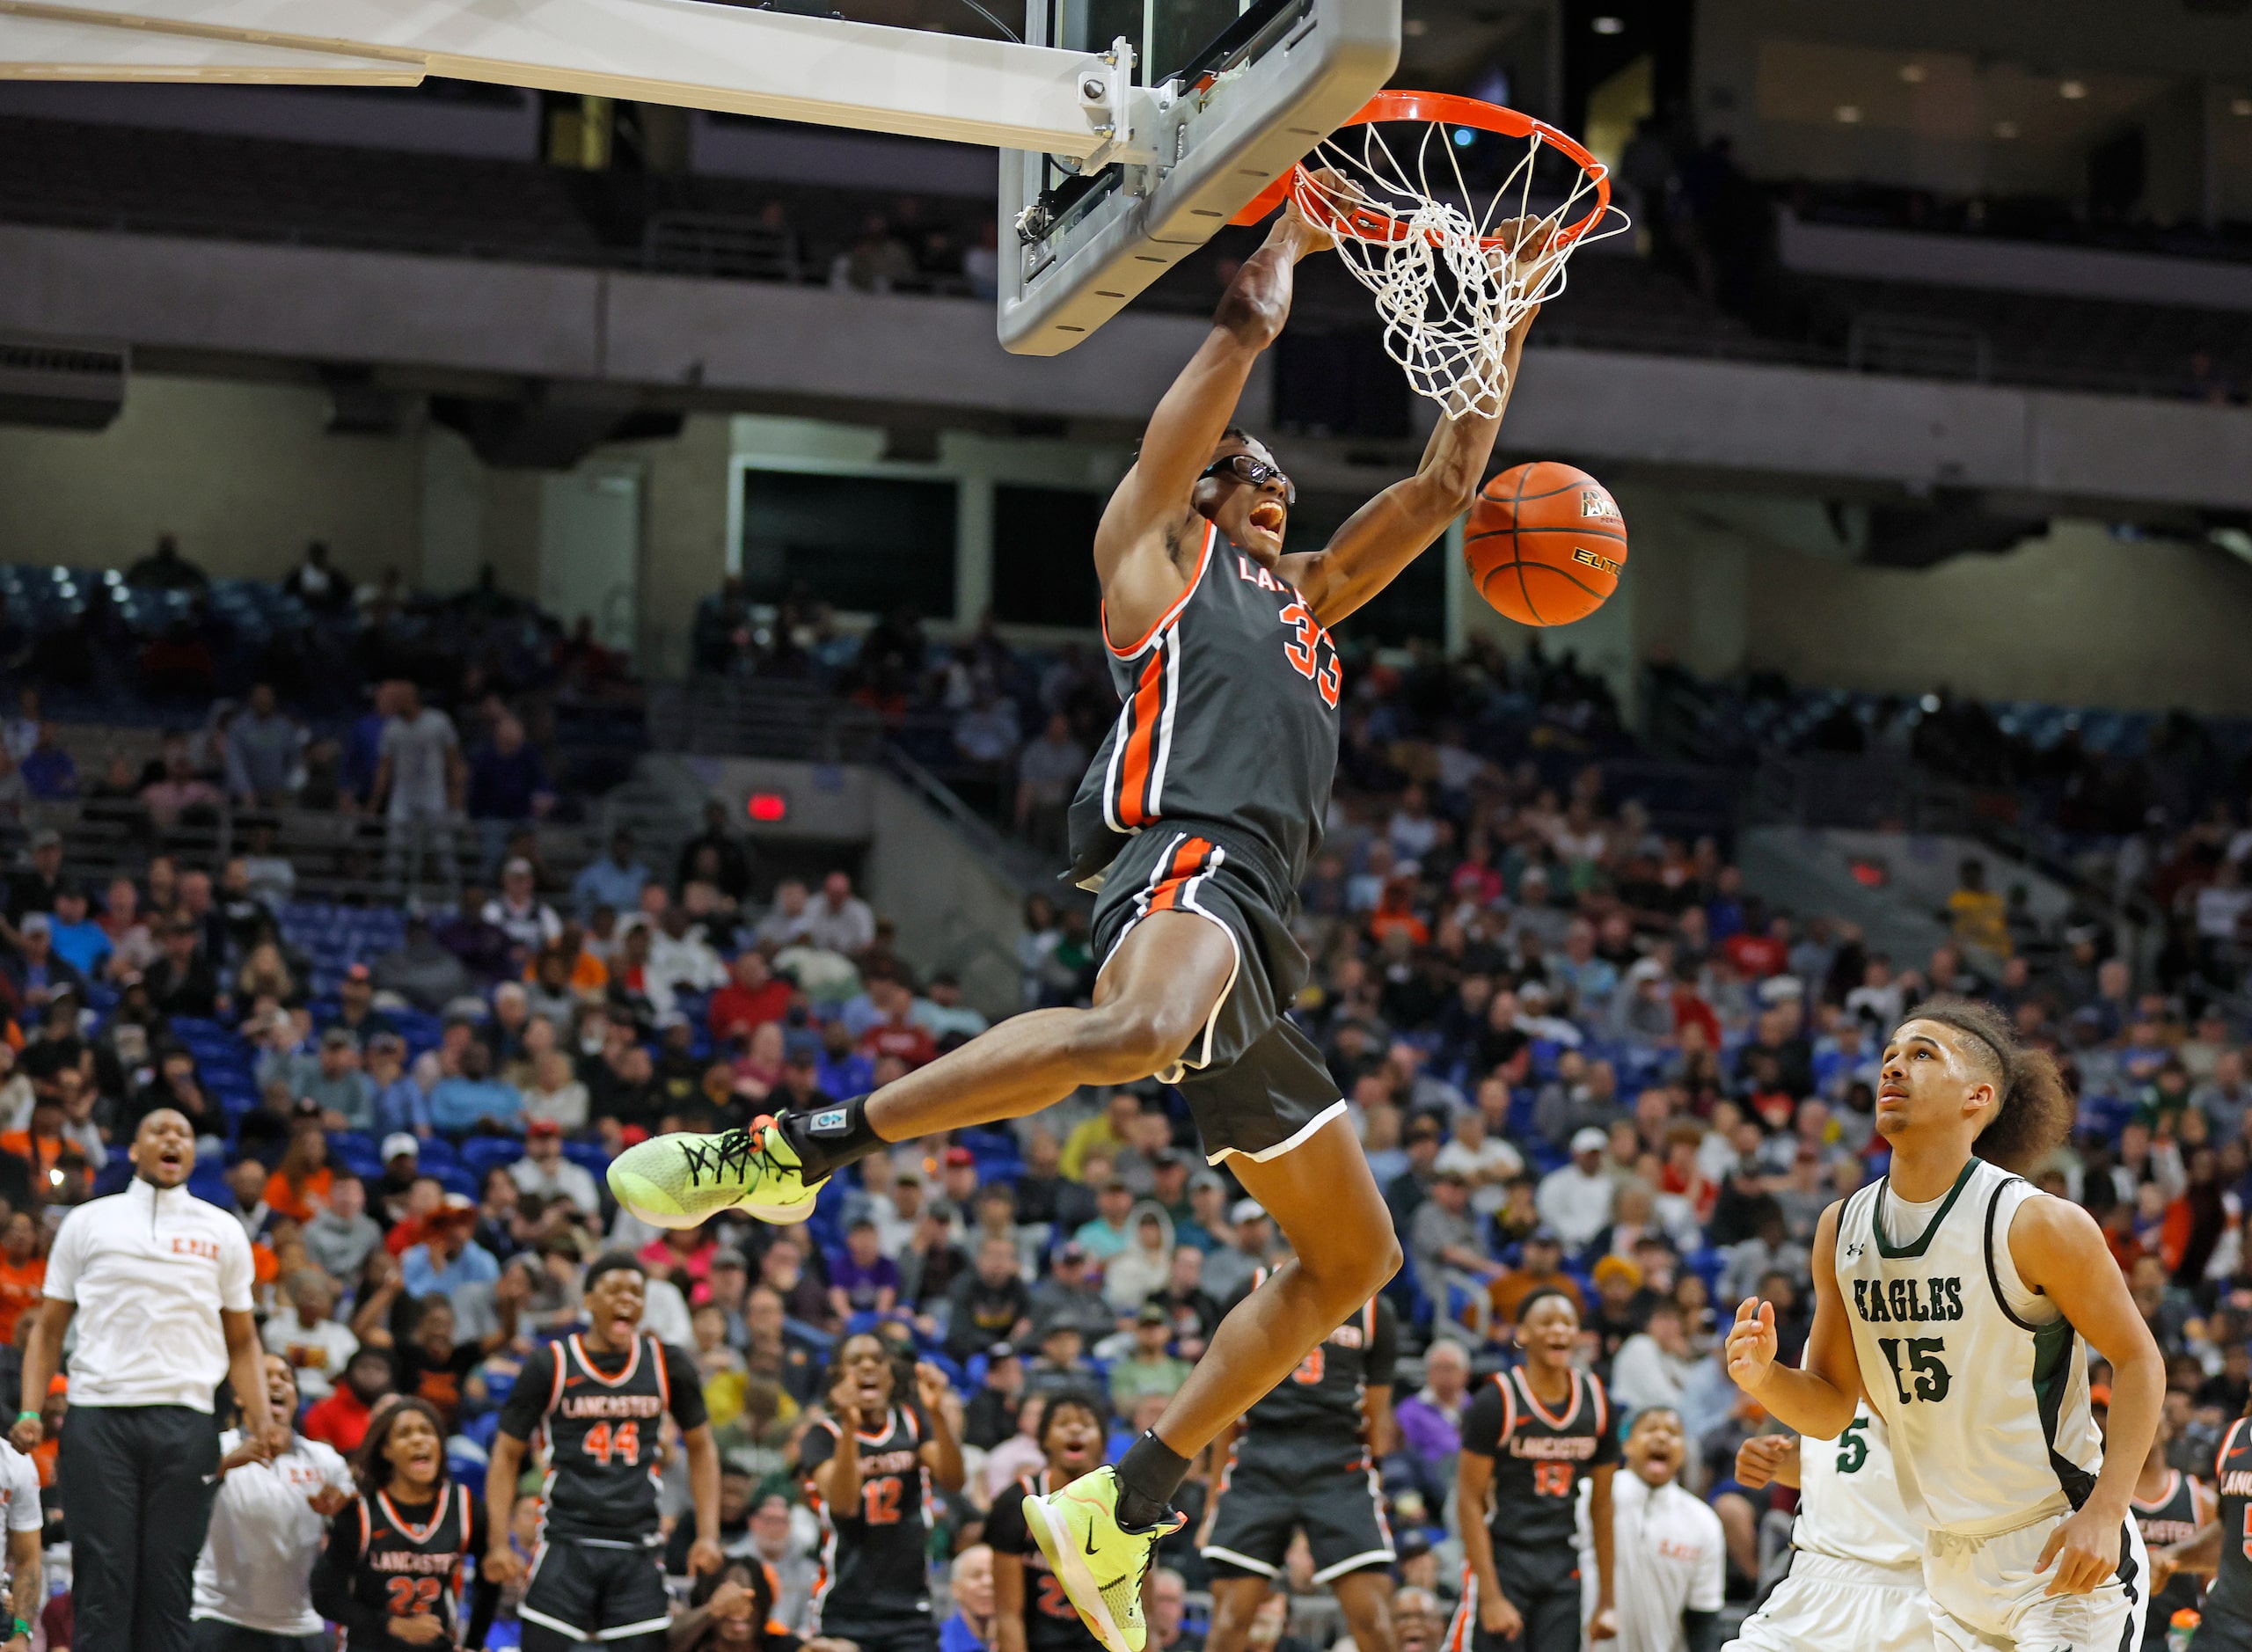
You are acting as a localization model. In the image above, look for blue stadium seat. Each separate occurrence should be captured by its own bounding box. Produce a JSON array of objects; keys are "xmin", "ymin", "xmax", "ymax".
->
[
  {"xmin": 559, "ymin": 1141, "xmax": 611, "ymax": 1176},
  {"xmin": 460, "ymin": 1137, "xmax": 523, "ymax": 1182},
  {"xmin": 428, "ymin": 1165, "xmax": 478, "ymax": 1198}
]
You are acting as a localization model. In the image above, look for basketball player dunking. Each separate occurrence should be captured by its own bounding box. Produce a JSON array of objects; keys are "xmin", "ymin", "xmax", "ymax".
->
[
  {"xmin": 1725, "ymin": 998, "xmax": 2167, "ymax": 1652},
  {"xmin": 611, "ymin": 192, "xmax": 1549, "ymax": 1652}
]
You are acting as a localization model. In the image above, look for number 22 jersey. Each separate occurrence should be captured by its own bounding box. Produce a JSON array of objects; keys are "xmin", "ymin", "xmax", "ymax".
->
[
  {"xmin": 1836, "ymin": 1158, "xmax": 2104, "ymax": 1539},
  {"xmin": 1460, "ymin": 1366, "xmax": 1620, "ymax": 1559}
]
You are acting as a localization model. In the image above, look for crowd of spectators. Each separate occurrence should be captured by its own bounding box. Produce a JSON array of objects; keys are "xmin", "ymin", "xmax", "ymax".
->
[{"xmin": 0, "ymin": 551, "xmax": 2247, "ymax": 1641}]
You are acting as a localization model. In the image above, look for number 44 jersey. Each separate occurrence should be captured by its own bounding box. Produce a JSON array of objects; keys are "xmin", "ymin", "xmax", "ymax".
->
[
  {"xmin": 1836, "ymin": 1159, "xmax": 2105, "ymax": 1539},
  {"xmin": 1790, "ymin": 1403, "xmax": 1922, "ymax": 1571}
]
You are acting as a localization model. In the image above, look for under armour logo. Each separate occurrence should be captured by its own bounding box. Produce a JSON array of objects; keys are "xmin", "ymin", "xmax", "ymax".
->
[{"xmin": 1842, "ymin": 1243, "xmax": 1866, "ymax": 1261}]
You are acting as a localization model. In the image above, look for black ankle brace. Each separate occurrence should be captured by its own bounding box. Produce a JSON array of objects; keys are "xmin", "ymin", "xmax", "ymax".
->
[
  {"xmin": 1115, "ymin": 1429, "xmax": 1190, "ymax": 1531},
  {"xmin": 775, "ymin": 1094, "xmax": 888, "ymax": 1181}
]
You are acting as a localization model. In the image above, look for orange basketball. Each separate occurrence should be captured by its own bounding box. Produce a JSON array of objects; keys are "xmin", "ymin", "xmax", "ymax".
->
[{"xmin": 1463, "ymin": 462, "xmax": 1627, "ymax": 626}]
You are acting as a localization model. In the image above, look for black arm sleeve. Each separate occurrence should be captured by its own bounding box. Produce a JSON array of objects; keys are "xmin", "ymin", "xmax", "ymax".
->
[
  {"xmin": 1365, "ymin": 1297, "xmax": 1400, "ymax": 1389},
  {"xmin": 310, "ymin": 1504, "xmax": 391, "ymax": 1643},
  {"xmin": 464, "ymin": 1493, "xmax": 501, "ymax": 1651},
  {"xmin": 663, "ymin": 1341, "xmax": 711, "ymax": 1431},
  {"xmin": 1682, "ymin": 1609, "xmax": 1722, "ymax": 1652},
  {"xmin": 494, "ymin": 1343, "xmax": 558, "ymax": 1443},
  {"xmin": 1459, "ymin": 1378, "xmax": 1505, "ymax": 1458}
]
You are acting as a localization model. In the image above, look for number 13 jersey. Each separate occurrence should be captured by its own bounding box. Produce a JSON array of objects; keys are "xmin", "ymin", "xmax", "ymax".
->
[
  {"xmin": 1835, "ymin": 1158, "xmax": 2104, "ymax": 1539},
  {"xmin": 1460, "ymin": 1366, "xmax": 1620, "ymax": 1559}
]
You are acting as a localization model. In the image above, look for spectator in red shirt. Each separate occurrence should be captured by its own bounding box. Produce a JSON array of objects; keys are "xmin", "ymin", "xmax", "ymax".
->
[
  {"xmin": 709, "ymin": 949, "xmax": 793, "ymax": 1042},
  {"xmin": 860, "ymin": 977, "xmax": 938, "ymax": 1069},
  {"xmin": 301, "ymin": 1347, "xmax": 396, "ymax": 1455},
  {"xmin": 1722, "ymin": 914, "xmax": 1790, "ymax": 978}
]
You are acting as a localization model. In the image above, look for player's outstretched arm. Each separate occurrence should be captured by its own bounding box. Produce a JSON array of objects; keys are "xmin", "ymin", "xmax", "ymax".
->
[
  {"xmin": 1283, "ymin": 219, "xmax": 1549, "ymax": 627},
  {"xmin": 1093, "ymin": 207, "xmax": 1329, "ymax": 630},
  {"xmin": 1724, "ymin": 1202, "xmax": 1860, "ymax": 1440},
  {"xmin": 2013, "ymin": 1195, "xmax": 2167, "ymax": 1596}
]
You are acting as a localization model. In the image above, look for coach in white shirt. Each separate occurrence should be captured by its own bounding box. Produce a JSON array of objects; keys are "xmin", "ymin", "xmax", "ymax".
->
[
  {"xmin": 192, "ymin": 1353, "xmax": 355, "ymax": 1652},
  {"xmin": 13, "ymin": 1109, "xmax": 280, "ymax": 1652},
  {"xmin": 1576, "ymin": 1407, "xmax": 1725, "ymax": 1652}
]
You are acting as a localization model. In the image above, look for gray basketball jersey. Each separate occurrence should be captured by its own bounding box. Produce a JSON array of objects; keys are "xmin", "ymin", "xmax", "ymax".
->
[
  {"xmin": 1836, "ymin": 1157, "xmax": 2104, "ymax": 1539},
  {"xmin": 1068, "ymin": 520, "xmax": 1342, "ymax": 892}
]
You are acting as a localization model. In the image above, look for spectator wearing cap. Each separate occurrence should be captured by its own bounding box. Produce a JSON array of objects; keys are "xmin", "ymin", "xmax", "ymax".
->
[
  {"xmin": 428, "ymin": 1039, "xmax": 522, "ymax": 1137},
  {"xmin": 2, "ymin": 912, "xmax": 85, "ymax": 1013},
  {"xmin": 1410, "ymin": 1167, "xmax": 1500, "ymax": 1294},
  {"xmin": 940, "ymin": 1144, "xmax": 982, "ymax": 1208},
  {"xmin": 1071, "ymin": 1174, "xmax": 1137, "ymax": 1261},
  {"xmin": 1027, "ymin": 1243, "xmax": 1110, "ymax": 1340},
  {"xmin": 710, "ymin": 949, "xmax": 792, "ymax": 1042},
  {"xmin": 363, "ymin": 1033, "xmax": 429, "ymax": 1139},
  {"xmin": 46, "ymin": 884, "xmax": 109, "ymax": 979},
  {"xmin": 1201, "ymin": 1201, "xmax": 1273, "ymax": 1304},
  {"xmin": 483, "ymin": 858, "xmax": 561, "ymax": 963},
  {"xmin": 145, "ymin": 917, "xmax": 222, "ymax": 1019},
  {"xmin": 398, "ymin": 1193, "xmax": 500, "ymax": 1297},
  {"xmin": 572, "ymin": 829, "xmax": 651, "ymax": 921},
  {"xmin": 962, "ymin": 1341, "xmax": 1024, "ymax": 1450},
  {"xmin": 911, "ymin": 973, "xmax": 989, "ymax": 1042},
  {"xmin": 1537, "ymin": 1127, "xmax": 1618, "ymax": 1252},
  {"xmin": 6, "ymin": 829, "xmax": 63, "ymax": 923},
  {"xmin": 299, "ymin": 1027, "xmax": 374, "ymax": 1131},
  {"xmin": 1109, "ymin": 1302, "xmax": 1190, "ymax": 1410},
  {"xmin": 1384, "ymin": 1115, "xmax": 1446, "ymax": 1228},
  {"xmin": 330, "ymin": 962, "xmax": 393, "ymax": 1044},
  {"xmin": 510, "ymin": 1117, "xmax": 600, "ymax": 1214},
  {"xmin": 372, "ymin": 1136, "xmax": 423, "ymax": 1225},
  {"xmin": 1175, "ymin": 1168, "xmax": 1232, "ymax": 1253},
  {"xmin": 302, "ymin": 1173, "xmax": 382, "ymax": 1281}
]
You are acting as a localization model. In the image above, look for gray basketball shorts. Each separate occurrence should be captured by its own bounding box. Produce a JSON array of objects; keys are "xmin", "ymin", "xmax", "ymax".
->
[{"xmin": 1088, "ymin": 822, "xmax": 1344, "ymax": 1162}]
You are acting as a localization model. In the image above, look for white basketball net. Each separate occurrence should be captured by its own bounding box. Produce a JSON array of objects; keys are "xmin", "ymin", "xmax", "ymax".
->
[{"xmin": 1291, "ymin": 119, "xmax": 1628, "ymax": 419}]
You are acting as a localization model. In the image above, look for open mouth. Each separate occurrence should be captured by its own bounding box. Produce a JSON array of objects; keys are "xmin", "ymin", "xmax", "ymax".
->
[{"xmin": 1248, "ymin": 500, "xmax": 1286, "ymax": 535}]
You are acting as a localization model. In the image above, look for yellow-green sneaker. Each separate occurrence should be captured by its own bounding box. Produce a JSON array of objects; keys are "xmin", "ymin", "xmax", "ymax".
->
[
  {"xmin": 605, "ymin": 1115, "xmax": 825, "ymax": 1229},
  {"xmin": 1022, "ymin": 1466, "xmax": 1181, "ymax": 1652}
]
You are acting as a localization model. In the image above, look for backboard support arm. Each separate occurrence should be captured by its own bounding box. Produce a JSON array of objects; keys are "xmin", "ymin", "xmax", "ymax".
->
[{"xmin": 0, "ymin": 0, "xmax": 1156, "ymax": 157}]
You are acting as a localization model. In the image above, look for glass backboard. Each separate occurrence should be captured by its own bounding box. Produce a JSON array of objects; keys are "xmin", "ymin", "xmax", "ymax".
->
[{"xmin": 997, "ymin": 0, "xmax": 1398, "ymax": 354}]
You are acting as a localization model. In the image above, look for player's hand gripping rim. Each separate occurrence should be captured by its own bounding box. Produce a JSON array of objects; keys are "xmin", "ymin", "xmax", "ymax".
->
[{"xmin": 2036, "ymin": 1502, "xmax": 2122, "ymax": 1597}]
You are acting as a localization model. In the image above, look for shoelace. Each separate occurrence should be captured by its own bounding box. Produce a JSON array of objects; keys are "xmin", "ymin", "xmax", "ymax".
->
[{"xmin": 678, "ymin": 1116, "xmax": 776, "ymax": 1188}]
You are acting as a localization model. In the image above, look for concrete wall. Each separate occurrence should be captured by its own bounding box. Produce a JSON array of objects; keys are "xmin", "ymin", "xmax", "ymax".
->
[
  {"xmin": 864, "ymin": 769, "xmax": 1027, "ymax": 1020},
  {"xmin": 12, "ymin": 222, "xmax": 2252, "ymax": 514},
  {"xmin": 0, "ymin": 372, "xmax": 428, "ymax": 580},
  {"xmin": 1736, "ymin": 520, "xmax": 2252, "ymax": 714}
]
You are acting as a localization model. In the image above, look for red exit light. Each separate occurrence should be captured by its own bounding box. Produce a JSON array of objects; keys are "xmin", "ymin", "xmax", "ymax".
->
[{"xmin": 746, "ymin": 792, "xmax": 789, "ymax": 823}]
